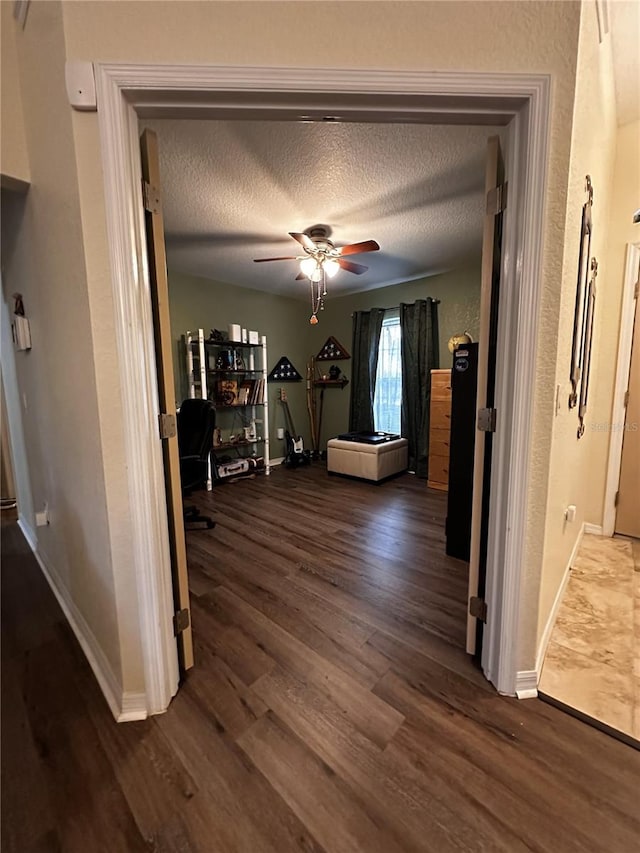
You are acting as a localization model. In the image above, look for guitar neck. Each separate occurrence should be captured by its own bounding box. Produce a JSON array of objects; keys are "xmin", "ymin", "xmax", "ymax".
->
[{"xmin": 282, "ymin": 399, "xmax": 298, "ymax": 437}]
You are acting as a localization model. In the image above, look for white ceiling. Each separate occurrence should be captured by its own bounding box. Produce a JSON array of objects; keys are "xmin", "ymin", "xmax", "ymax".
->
[{"xmin": 145, "ymin": 119, "xmax": 502, "ymax": 300}]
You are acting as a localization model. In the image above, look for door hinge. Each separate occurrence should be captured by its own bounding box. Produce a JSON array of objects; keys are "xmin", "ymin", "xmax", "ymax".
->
[
  {"xmin": 624, "ymin": 389, "xmax": 630, "ymax": 408},
  {"xmin": 173, "ymin": 608, "xmax": 190, "ymax": 635},
  {"xmin": 469, "ymin": 596, "xmax": 487, "ymax": 622},
  {"xmin": 477, "ymin": 407, "xmax": 497, "ymax": 432},
  {"xmin": 142, "ymin": 179, "xmax": 161, "ymax": 214},
  {"xmin": 614, "ymin": 490, "xmax": 620, "ymax": 507},
  {"xmin": 634, "ymin": 279, "xmax": 639, "ymax": 300},
  {"xmin": 486, "ymin": 182, "xmax": 508, "ymax": 215},
  {"xmin": 158, "ymin": 412, "xmax": 177, "ymax": 439}
]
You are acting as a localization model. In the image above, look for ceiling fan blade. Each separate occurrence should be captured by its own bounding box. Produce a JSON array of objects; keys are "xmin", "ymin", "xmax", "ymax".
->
[
  {"xmin": 337, "ymin": 258, "xmax": 368, "ymax": 275},
  {"xmin": 289, "ymin": 232, "xmax": 316, "ymax": 252},
  {"xmin": 336, "ymin": 239, "xmax": 380, "ymax": 257},
  {"xmin": 253, "ymin": 256, "xmax": 298, "ymax": 263}
]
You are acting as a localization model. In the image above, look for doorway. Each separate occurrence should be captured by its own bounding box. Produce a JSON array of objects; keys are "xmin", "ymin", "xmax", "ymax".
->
[
  {"xmin": 94, "ymin": 64, "xmax": 550, "ymax": 713},
  {"xmin": 538, "ymin": 241, "xmax": 640, "ymax": 744},
  {"xmin": 145, "ymin": 115, "xmax": 506, "ymax": 669},
  {"xmin": 0, "ymin": 262, "xmax": 34, "ymax": 536},
  {"xmin": 604, "ymin": 242, "xmax": 640, "ymax": 537},
  {"xmin": 1, "ymin": 371, "xmax": 17, "ymax": 511},
  {"xmin": 615, "ymin": 272, "xmax": 640, "ymax": 539}
]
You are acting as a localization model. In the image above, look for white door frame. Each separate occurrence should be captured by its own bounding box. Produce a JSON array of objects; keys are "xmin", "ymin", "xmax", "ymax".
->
[
  {"xmin": 93, "ymin": 64, "xmax": 550, "ymax": 713},
  {"xmin": 603, "ymin": 241, "xmax": 640, "ymax": 537}
]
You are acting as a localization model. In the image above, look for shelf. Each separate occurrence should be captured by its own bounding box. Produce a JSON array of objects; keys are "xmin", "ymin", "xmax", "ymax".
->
[
  {"xmin": 186, "ymin": 327, "xmax": 270, "ymax": 481},
  {"xmin": 189, "ymin": 339, "xmax": 263, "ymax": 349},
  {"xmin": 207, "ymin": 369, "xmax": 262, "ymax": 376},
  {"xmin": 215, "ymin": 402, "xmax": 266, "ymax": 408},
  {"xmin": 213, "ymin": 438, "xmax": 264, "ymax": 451},
  {"xmin": 313, "ymin": 378, "xmax": 349, "ymax": 389}
]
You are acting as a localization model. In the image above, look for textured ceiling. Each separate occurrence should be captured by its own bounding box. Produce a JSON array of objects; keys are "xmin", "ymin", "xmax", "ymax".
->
[{"xmin": 144, "ymin": 119, "xmax": 502, "ymax": 300}]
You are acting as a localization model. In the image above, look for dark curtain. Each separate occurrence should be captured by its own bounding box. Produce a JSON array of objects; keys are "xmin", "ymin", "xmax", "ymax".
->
[
  {"xmin": 349, "ymin": 308, "xmax": 385, "ymax": 432},
  {"xmin": 400, "ymin": 299, "xmax": 439, "ymax": 478}
]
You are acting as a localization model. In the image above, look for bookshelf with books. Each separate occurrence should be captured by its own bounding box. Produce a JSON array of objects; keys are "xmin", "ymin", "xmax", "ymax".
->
[{"xmin": 185, "ymin": 329, "xmax": 270, "ymax": 484}]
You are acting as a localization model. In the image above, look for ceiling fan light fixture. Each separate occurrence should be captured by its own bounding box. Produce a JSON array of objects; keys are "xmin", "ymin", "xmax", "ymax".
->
[
  {"xmin": 300, "ymin": 256, "xmax": 319, "ymax": 278},
  {"xmin": 324, "ymin": 258, "xmax": 340, "ymax": 278}
]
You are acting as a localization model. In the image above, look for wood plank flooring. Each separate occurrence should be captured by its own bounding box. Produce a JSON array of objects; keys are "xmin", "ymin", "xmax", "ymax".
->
[{"xmin": 2, "ymin": 466, "xmax": 639, "ymax": 852}]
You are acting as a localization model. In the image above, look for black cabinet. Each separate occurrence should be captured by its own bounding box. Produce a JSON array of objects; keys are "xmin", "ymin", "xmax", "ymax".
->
[{"xmin": 445, "ymin": 343, "xmax": 478, "ymax": 561}]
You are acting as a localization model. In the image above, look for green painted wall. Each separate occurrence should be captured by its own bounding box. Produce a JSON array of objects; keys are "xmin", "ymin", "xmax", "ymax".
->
[
  {"xmin": 168, "ymin": 269, "xmax": 310, "ymax": 461},
  {"xmin": 168, "ymin": 262, "xmax": 480, "ymax": 457},
  {"xmin": 311, "ymin": 263, "xmax": 481, "ymax": 446}
]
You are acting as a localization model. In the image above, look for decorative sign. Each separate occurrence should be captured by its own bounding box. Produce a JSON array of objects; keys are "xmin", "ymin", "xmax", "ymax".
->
[
  {"xmin": 268, "ymin": 356, "xmax": 303, "ymax": 382},
  {"xmin": 316, "ymin": 336, "xmax": 350, "ymax": 361}
]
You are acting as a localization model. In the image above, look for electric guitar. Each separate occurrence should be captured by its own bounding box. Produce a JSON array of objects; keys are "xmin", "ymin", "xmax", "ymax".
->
[{"xmin": 278, "ymin": 388, "xmax": 310, "ymax": 467}]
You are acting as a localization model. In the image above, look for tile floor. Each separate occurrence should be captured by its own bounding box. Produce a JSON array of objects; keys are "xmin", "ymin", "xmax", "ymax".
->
[{"xmin": 539, "ymin": 533, "xmax": 639, "ymax": 741}]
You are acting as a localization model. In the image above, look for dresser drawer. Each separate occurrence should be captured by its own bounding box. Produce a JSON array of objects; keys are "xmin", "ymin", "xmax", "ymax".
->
[
  {"xmin": 429, "ymin": 428, "xmax": 451, "ymax": 459},
  {"xmin": 431, "ymin": 371, "xmax": 452, "ymax": 400},
  {"xmin": 430, "ymin": 401, "xmax": 452, "ymax": 431},
  {"xmin": 428, "ymin": 454, "xmax": 449, "ymax": 486}
]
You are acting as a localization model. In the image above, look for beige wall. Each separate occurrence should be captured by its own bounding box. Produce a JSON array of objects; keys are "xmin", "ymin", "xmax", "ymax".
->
[
  {"xmin": 537, "ymin": 1, "xmax": 620, "ymax": 652},
  {"xmin": 2, "ymin": 1, "xmax": 144, "ymax": 697},
  {"xmin": 0, "ymin": 2, "xmax": 30, "ymax": 184},
  {"xmin": 605, "ymin": 119, "xmax": 640, "ymax": 355},
  {"xmin": 5, "ymin": 0, "xmax": 587, "ymax": 703}
]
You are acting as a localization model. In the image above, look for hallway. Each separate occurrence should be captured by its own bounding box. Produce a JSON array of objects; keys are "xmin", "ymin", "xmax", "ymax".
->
[{"xmin": 539, "ymin": 533, "xmax": 639, "ymax": 743}]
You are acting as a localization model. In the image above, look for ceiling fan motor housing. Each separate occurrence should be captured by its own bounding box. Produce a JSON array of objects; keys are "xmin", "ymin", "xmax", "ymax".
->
[{"xmin": 306, "ymin": 226, "xmax": 334, "ymax": 256}]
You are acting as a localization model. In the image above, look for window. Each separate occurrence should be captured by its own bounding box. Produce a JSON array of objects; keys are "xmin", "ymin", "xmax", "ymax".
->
[{"xmin": 373, "ymin": 311, "xmax": 402, "ymax": 434}]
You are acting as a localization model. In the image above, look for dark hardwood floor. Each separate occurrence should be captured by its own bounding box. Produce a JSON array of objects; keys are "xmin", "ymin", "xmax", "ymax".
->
[{"xmin": 2, "ymin": 466, "xmax": 639, "ymax": 852}]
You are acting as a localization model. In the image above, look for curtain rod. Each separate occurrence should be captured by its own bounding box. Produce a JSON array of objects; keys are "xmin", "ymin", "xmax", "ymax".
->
[{"xmin": 350, "ymin": 299, "xmax": 441, "ymax": 316}]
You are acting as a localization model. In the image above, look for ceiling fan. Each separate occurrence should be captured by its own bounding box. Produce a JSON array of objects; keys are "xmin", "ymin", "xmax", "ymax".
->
[{"xmin": 253, "ymin": 226, "xmax": 380, "ymax": 279}]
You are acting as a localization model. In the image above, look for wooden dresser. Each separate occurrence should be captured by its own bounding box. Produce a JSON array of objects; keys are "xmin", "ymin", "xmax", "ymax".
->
[{"xmin": 427, "ymin": 368, "xmax": 452, "ymax": 491}]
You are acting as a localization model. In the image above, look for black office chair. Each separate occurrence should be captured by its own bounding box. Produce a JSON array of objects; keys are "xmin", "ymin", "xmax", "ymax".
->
[{"xmin": 177, "ymin": 398, "xmax": 216, "ymax": 530}]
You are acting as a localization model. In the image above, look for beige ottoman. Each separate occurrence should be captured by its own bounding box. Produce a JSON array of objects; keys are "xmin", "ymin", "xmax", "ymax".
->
[{"xmin": 327, "ymin": 437, "xmax": 409, "ymax": 482}]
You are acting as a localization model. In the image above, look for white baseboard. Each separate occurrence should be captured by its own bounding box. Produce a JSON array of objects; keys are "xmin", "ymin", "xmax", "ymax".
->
[
  {"xmin": 17, "ymin": 514, "xmax": 37, "ymax": 551},
  {"xmin": 515, "ymin": 670, "xmax": 538, "ymax": 699},
  {"xmin": 533, "ymin": 521, "xmax": 584, "ymax": 679},
  {"xmin": 583, "ymin": 523, "xmax": 603, "ymax": 536},
  {"xmin": 19, "ymin": 530, "xmax": 147, "ymax": 723},
  {"xmin": 119, "ymin": 692, "xmax": 150, "ymax": 722}
]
